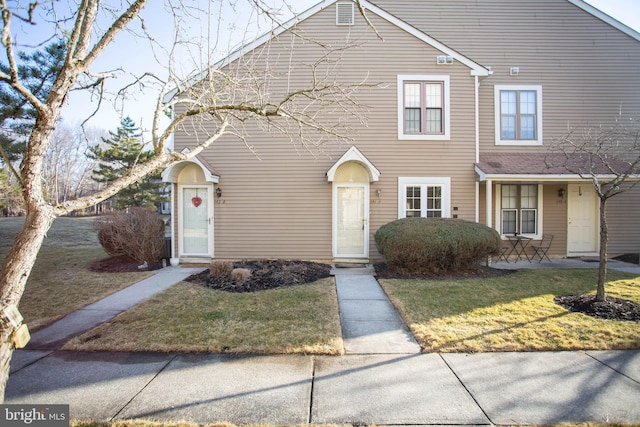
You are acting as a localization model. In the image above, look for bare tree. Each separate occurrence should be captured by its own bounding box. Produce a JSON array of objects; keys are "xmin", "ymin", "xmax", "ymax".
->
[
  {"xmin": 546, "ymin": 116, "xmax": 640, "ymax": 302},
  {"xmin": 43, "ymin": 124, "xmax": 103, "ymax": 205},
  {"xmin": 0, "ymin": 0, "xmax": 373, "ymax": 401}
]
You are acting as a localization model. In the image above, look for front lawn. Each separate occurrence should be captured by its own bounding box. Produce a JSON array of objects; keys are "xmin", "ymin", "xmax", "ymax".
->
[
  {"xmin": 380, "ymin": 268, "xmax": 640, "ymax": 352},
  {"xmin": 0, "ymin": 217, "xmax": 154, "ymax": 330},
  {"xmin": 63, "ymin": 278, "xmax": 344, "ymax": 354}
]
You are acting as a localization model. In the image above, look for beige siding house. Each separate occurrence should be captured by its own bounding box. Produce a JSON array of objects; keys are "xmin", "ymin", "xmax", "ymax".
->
[{"xmin": 163, "ymin": 0, "xmax": 640, "ymax": 264}]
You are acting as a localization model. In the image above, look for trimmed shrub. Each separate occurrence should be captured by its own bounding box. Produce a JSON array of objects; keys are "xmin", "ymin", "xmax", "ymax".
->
[
  {"xmin": 375, "ymin": 217, "xmax": 502, "ymax": 274},
  {"xmin": 94, "ymin": 208, "xmax": 165, "ymax": 264},
  {"xmin": 209, "ymin": 260, "xmax": 233, "ymax": 278}
]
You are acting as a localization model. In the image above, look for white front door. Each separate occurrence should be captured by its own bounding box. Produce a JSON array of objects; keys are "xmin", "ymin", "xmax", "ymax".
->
[
  {"xmin": 567, "ymin": 183, "xmax": 598, "ymax": 255},
  {"xmin": 180, "ymin": 185, "xmax": 213, "ymax": 257},
  {"xmin": 334, "ymin": 184, "xmax": 369, "ymax": 258}
]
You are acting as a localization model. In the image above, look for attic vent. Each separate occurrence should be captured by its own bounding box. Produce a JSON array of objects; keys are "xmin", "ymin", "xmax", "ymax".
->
[{"xmin": 336, "ymin": 2, "xmax": 354, "ymax": 26}]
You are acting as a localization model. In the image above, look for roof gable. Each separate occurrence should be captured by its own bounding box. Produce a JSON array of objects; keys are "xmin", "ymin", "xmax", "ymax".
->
[
  {"xmin": 224, "ymin": 0, "xmax": 489, "ymax": 75},
  {"xmin": 166, "ymin": 0, "xmax": 490, "ymax": 101},
  {"xmin": 567, "ymin": 0, "xmax": 640, "ymax": 42}
]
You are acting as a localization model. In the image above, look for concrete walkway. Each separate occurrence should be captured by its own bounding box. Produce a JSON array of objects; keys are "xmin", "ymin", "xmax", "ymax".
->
[
  {"xmin": 26, "ymin": 266, "xmax": 204, "ymax": 350},
  {"xmin": 331, "ymin": 265, "xmax": 421, "ymax": 354}
]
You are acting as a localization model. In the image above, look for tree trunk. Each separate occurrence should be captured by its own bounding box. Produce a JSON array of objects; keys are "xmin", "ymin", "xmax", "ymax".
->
[
  {"xmin": 596, "ymin": 197, "xmax": 608, "ymax": 302},
  {"xmin": 0, "ymin": 206, "xmax": 56, "ymax": 402}
]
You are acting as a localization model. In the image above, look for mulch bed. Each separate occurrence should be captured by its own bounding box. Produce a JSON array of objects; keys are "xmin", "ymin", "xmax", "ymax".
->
[
  {"xmin": 613, "ymin": 253, "xmax": 640, "ymax": 265},
  {"xmin": 554, "ymin": 294, "xmax": 640, "ymax": 322},
  {"xmin": 373, "ymin": 263, "xmax": 515, "ymax": 280},
  {"xmin": 186, "ymin": 259, "xmax": 332, "ymax": 293},
  {"xmin": 89, "ymin": 254, "xmax": 164, "ymax": 273}
]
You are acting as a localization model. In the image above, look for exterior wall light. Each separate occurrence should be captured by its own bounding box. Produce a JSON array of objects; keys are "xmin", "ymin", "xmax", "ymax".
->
[
  {"xmin": 376, "ymin": 189, "xmax": 382, "ymax": 198},
  {"xmin": 216, "ymin": 187, "xmax": 222, "ymax": 198},
  {"xmin": 558, "ymin": 188, "xmax": 565, "ymax": 199}
]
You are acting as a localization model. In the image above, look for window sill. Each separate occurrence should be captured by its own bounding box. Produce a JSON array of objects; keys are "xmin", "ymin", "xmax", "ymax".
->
[
  {"xmin": 495, "ymin": 140, "xmax": 542, "ymax": 146},
  {"xmin": 399, "ymin": 134, "xmax": 450, "ymax": 141}
]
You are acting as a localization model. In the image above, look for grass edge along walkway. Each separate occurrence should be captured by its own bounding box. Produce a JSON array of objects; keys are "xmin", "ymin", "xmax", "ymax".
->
[{"xmin": 380, "ymin": 268, "xmax": 640, "ymax": 353}]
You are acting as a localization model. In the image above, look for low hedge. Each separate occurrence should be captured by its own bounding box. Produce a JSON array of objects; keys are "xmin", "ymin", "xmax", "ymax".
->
[{"xmin": 375, "ymin": 217, "xmax": 502, "ymax": 274}]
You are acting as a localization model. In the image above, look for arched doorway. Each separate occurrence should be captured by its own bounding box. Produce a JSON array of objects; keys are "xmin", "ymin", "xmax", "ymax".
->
[
  {"xmin": 326, "ymin": 146, "xmax": 380, "ymax": 261},
  {"xmin": 333, "ymin": 162, "xmax": 370, "ymax": 259},
  {"xmin": 162, "ymin": 158, "xmax": 219, "ymax": 260}
]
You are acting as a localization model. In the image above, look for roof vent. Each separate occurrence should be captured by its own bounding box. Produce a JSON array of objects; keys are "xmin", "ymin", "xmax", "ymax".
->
[{"xmin": 336, "ymin": 2, "xmax": 354, "ymax": 26}]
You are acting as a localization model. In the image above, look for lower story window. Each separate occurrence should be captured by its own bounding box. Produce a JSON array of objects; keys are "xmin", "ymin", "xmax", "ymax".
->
[
  {"xmin": 398, "ymin": 177, "xmax": 451, "ymax": 218},
  {"xmin": 501, "ymin": 184, "xmax": 538, "ymax": 235}
]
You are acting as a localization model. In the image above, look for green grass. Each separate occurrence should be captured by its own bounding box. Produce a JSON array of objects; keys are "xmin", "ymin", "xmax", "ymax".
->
[
  {"xmin": 0, "ymin": 217, "xmax": 153, "ymax": 330},
  {"xmin": 63, "ymin": 277, "xmax": 344, "ymax": 355},
  {"xmin": 380, "ymin": 269, "xmax": 640, "ymax": 352}
]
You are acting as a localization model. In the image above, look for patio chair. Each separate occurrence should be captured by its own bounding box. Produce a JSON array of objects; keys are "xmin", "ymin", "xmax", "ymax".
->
[
  {"xmin": 499, "ymin": 243, "xmax": 512, "ymax": 263},
  {"xmin": 531, "ymin": 234, "xmax": 553, "ymax": 262}
]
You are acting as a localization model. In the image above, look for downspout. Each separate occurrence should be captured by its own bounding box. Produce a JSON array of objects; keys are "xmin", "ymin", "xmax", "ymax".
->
[
  {"xmin": 474, "ymin": 75, "xmax": 480, "ymax": 222},
  {"xmin": 475, "ymin": 75, "xmax": 480, "ymax": 164}
]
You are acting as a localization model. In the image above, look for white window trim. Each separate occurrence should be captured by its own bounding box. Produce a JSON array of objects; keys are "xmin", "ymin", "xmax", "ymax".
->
[
  {"xmin": 494, "ymin": 85, "xmax": 543, "ymax": 146},
  {"xmin": 398, "ymin": 75, "xmax": 451, "ymax": 141},
  {"xmin": 494, "ymin": 183, "xmax": 543, "ymax": 240},
  {"xmin": 398, "ymin": 177, "xmax": 451, "ymax": 218}
]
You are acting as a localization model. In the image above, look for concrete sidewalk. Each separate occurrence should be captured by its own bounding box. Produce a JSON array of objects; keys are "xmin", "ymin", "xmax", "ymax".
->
[
  {"xmin": 26, "ymin": 266, "xmax": 204, "ymax": 350},
  {"xmin": 6, "ymin": 261, "xmax": 640, "ymax": 425},
  {"xmin": 7, "ymin": 349, "xmax": 640, "ymax": 425}
]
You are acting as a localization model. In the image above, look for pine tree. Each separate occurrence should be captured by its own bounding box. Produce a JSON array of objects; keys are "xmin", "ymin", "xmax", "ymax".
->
[
  {"xmin": 0, "ymin": 41, "xmax": 66, "ymax": 165},
  {"xmin": 88, "ymin": 117, "xmax": 167, "ymax": 210}
]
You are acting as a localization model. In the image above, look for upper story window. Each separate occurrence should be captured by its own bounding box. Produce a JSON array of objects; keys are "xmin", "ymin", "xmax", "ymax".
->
[
  {"xmin": 398, "ymin": 177, "xmax": 451, "ymax": 218},
  {"xmin": 398, "ymin": 75, "xmax": 450, "ymax": 141},
  {"xmin": 494, "ymin": 85, "xmax": 542, "ymax": 146}
]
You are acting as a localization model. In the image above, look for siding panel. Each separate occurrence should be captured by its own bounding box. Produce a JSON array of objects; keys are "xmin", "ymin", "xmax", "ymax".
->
[{"xmin": 171, "ymin": 0, "xmax": 640, "ymax": 261}]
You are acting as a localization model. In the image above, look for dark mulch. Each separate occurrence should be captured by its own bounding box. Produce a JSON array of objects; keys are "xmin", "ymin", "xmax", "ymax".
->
[
  {"xmin": 373, "ymin": 263, "xmax": 515, "ymax": 280},
  {"xmin": 186, "ymin": 260, "xmax": 332, "ymax": 293},
  {"xmin": 555, "ymin": 294, "xmax": 640, "ymax": 322},
  {"xmin": 89, "ymin": 254, "xmax": 164, "ymax": 273},
  {"xmin": 613, "ymin": 253, "xmax": 640, "ymax": 265}
]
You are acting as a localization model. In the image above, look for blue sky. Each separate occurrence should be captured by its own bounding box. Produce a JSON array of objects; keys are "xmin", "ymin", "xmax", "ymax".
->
[{"xmin": 49, "ymin": 0, "xmax": 640, "ymax": 134}]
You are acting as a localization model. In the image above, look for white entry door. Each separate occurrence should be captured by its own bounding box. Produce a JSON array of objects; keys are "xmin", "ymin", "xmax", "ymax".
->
[
  {"xmin": 567, "ymin": 183, "xmax": 598, "ymax": 255},
  {"xmin": 334, "ymin": 184, "xmax": 368, "ymax": 258},
  {"xmin": 180, "ymin": 185, "xmax": 213, "ymax": 257}
]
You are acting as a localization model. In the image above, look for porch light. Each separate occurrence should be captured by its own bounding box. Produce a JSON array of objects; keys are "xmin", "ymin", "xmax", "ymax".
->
[
  {"xmin": 376, "ymin": 189, "xmax": 382, "ymax": 198},
  {"xmin": 216, "ymin": 187, "xmax": 222, "ymax": 198},
  {"xmin": 558, "ymin": 188, "xmax": 565, "ymax": 199}
]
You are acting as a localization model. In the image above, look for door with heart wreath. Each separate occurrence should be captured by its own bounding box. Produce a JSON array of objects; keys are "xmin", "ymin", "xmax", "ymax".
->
[{"xmin": 180, "ymin": 186, "xmax": 212, "ymax": 256}]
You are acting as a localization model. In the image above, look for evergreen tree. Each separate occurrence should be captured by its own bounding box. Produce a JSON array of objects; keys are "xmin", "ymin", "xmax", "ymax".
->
[
  {"xmin": 0, "ymin": 41, "xmax": 66, "ymax": 165},
  {"xmin": 88, "ymin": 117, "xmax": 167, "ymax": 210}
]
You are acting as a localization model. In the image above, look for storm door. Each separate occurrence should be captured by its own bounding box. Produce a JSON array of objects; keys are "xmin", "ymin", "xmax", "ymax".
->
[{"xmin": 180, "ymin": 185, "xmax": 213, "ymax": 257}]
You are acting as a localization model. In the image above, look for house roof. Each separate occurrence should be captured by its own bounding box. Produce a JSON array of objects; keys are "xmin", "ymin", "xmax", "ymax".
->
[{"xmin": 475, "ymin": 153, "xmax": 639, "ymax": 182}]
